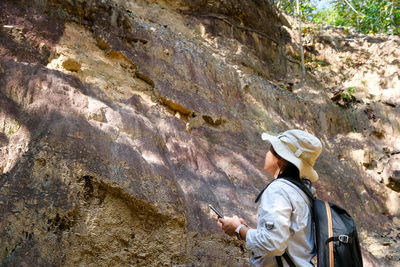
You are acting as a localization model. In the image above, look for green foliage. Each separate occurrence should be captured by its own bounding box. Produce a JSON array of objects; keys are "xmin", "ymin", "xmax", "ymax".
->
[
  {"xmin": 303, "ymin": 55, "xmax": 330, "ymax": 71},
  {"xmin": 279, "ymin": 0, "xmax": 316, "ymax": 21},
  {"xmin": 312, "ymin": 8, "xmax": 337, "ymax": 25},
  {"xmin": 340, "ymin": 87, "xmax": 356, "ymax": 104},
  {"xmin": 276, "ymin": 0, "xmax": 399, "ymax": 35},
  {"xmin": 331, "ymin": 0, "xmax": 399, "ymax": 35}
]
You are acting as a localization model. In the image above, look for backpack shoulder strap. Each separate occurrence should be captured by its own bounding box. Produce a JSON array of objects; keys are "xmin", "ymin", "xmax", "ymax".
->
[
  {"xmin": 276, "ymin": 252, "xmax": 296, "ymax": 267},
  {"xmin": 255, "ymin": 177, "xmax": 315, "ymax": 203},
  {"xmin": 278, "ymin": 176, "xmax": 315, "ymax": 201},
  {"xmin": 255, "ymin": 179, "xmax": 275, "ymax": 203}
]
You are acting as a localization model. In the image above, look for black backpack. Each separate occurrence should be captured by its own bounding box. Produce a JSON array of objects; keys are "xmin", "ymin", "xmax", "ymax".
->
[{"xmin": 256, "ymin": 177, "xmax": 363, "ymax": 267}]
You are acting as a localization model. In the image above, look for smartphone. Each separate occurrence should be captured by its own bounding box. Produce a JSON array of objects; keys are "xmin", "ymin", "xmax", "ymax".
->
[{"xmin": 209, "ymin": 204, "xmax": 224, "ymax": 219}]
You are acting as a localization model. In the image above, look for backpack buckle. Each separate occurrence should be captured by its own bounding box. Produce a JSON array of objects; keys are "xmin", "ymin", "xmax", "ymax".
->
[{"xmin": 338, "ymin": 235, "xmax": 349, "ymax": 243}]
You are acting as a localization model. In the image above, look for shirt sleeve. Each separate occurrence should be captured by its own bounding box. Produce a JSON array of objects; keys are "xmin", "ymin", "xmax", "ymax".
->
[{"xmin": 246, "ymin": 181, "xmax": 292, "ymax": 257}]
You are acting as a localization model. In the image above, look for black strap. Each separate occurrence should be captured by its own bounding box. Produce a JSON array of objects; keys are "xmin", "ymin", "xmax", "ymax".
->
[
  {"xmin": 255, "ymin": 180, "xmax": 274, "ymax": 203},
  {"xmin": 279, "ymin": 177, "xmax": 315, "ymax": 201},
  {"xmin": 255, "ymin": 177, "xmax": 315, "ymax": 203},
  {"xmin": 276, "ymin": 252, "xmax": 296, "ymax": 267},
  {"xmin": 325, "ymin": 235, "xmax": 353, "ymax": 244},
  {"xmin": 276, "ymin": 256, "xmax": 283, "ymax": 267},
  {"xmin": 283, "ymin": 252, "xmax": 296, "ymax": 266}
]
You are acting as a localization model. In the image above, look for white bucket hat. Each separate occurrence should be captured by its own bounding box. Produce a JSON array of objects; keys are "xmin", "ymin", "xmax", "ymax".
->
[{"xmin": 261, "ymin": 129, "xmax": 322, "ymax": 182}]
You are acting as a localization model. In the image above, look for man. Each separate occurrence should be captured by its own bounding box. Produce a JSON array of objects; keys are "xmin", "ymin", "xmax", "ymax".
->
[{"xmin": 218, "ymin": 129, "xmax": 322, "ymax": 266}]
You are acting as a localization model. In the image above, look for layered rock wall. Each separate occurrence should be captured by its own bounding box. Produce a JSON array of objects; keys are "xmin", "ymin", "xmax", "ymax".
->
[{"xmin": 0, "ymin": 0, "xmax": 399, "ymax": 265}]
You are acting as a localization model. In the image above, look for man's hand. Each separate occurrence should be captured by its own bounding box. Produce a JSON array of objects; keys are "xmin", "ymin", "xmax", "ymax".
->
[{"xmin": 218, "ymin": 216, "xmax": 246, "ymax": 237}]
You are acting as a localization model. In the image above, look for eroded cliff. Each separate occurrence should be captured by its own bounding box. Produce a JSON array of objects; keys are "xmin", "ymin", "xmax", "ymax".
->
[{"xmin": 0, "ymin": 0, "xmax": 399, "ymax": 266}]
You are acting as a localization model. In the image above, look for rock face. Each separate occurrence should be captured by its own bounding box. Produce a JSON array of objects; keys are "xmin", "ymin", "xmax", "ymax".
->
[{"xmin": 0, "ymin": 0, "xmax": 399, "ymax": 266}]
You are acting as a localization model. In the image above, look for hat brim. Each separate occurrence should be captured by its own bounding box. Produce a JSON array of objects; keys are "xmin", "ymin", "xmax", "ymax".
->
[{"xmin": 262, "ymin": 133, "xmax": 319, "ymax": 182}]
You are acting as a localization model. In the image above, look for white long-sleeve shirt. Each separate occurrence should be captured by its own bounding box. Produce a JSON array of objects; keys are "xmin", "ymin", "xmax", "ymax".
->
[{"xmin": 246, "ymin": 179, "xmax": 315, "ymax": 267}]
